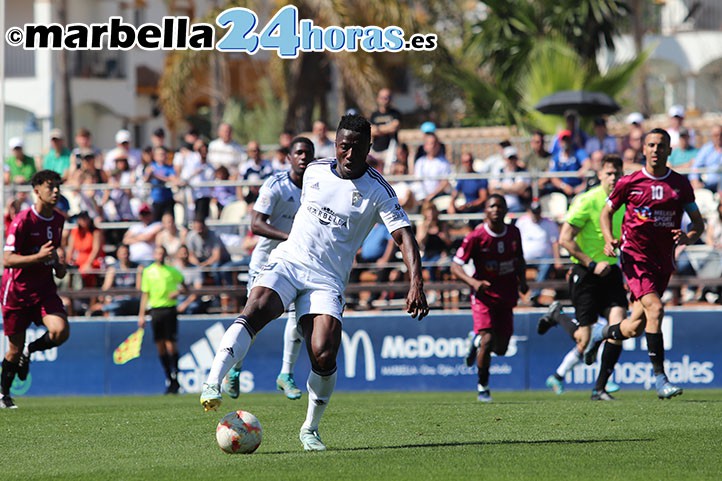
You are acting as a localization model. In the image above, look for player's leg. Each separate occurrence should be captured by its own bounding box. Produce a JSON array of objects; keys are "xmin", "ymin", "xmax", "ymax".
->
[
  {"xmin": 639, "ymin": 291, "xmax": 682, "ymax": 399},
  {"xmin": 592, "ymin": 306, "xmax": 625, "ymax": 400},
  {"xmin": 475, "ymin": 329, "xmax": 494, "ymax": 401},
  {"xmin": 299, "ymin": 313, "xmax": 342, "ymax": 451},
  {"xmin": 21, "ymin": 308, "xmax": 69, "ymax": 381},
  {"xmin": 223, "ymin": 271, "xmax": 259, "ymax": 399},
  {"xmin": 1, "ymin": 332, "xmax": 25, "ymax": 408},
  {"xmin": 276, "ymin": 306, "xmax": 303, "ymax": 400},
  {"xmin": 201, "ymin": 285, "xmax": 285, "ymax": 411}
]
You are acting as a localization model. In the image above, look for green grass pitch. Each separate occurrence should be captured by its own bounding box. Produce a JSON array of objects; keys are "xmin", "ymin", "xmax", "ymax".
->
[{"xmin": 2, "ymin": 390, "xmax": 721, "ymax": 481}]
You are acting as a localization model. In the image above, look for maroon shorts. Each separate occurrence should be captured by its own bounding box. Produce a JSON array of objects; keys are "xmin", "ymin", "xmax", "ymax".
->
[
  {"xmin": 1, "ymin": 295, "xmax": 66, "ymax": 337},
  {"xmin": 621, "ymin": 253, "xmax": 673, "ymax": 303},
  {"xmin": 470, "ymin": 294, "xmax": 514, "ymax": 340}
]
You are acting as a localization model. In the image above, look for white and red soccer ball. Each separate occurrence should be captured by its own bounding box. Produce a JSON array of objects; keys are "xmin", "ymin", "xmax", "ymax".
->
[{"xmin": 216, "ymin": 410, "xmax": 263, "ymax": 454}]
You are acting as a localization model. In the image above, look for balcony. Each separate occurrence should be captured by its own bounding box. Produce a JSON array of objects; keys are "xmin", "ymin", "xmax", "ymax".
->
[{"xmin": 70, "ymin": 51, "xmax": 126, "ymax": 79}]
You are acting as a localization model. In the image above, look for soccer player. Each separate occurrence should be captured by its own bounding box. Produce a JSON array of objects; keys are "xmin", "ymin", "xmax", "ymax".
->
[
  {"xmin": 451, "ymin": 194, "xmax": 528, "ymax": 403},
  {"xmin": 537, "ymin": 155, "xmax": 627, "ymax": 400},
  {"xmin": 1, "ymin": 170, "xmax": 68, "ymax": 409},
  {"xmin": 200, "ymin": 114, "xmax": 428, "ymax": 451},
  {"xmin": 600, "ymin": 128, "xmax": 705, "ymax": 399},
  {"xmin": 138, "ymin": 245, "xmax": 188, "ymax": 394},
  {"xmin": 223, "ymin": 137, "xmax": 314, "ymax": 401}
]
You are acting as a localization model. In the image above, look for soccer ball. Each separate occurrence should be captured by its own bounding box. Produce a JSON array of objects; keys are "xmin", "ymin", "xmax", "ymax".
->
[{"xmin": 216, "ymin": 410, "xmax": 263, "ymax": 454}]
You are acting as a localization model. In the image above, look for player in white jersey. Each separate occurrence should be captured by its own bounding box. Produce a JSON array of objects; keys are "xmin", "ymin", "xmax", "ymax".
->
[
  {"xmin": 200, "ymin": 115, "xmax": 429, "ymax": 451},
  {"xmin": 222, "ymin": 137, "xmax": 314, "ymax": 401}
]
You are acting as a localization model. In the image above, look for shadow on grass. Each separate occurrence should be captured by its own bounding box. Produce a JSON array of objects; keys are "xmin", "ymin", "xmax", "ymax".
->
[{"xmin": 258, "ymin": 437, "xmax": 653, "ymax": 455}]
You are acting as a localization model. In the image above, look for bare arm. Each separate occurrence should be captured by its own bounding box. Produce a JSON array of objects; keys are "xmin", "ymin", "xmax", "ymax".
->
[
  {"xmin": 600, "ymin": 203, "xmax": 618, "ymax": 257},
  {"xmin": 391, "ymin": 226, "xmax": 429, "ymax": 320},
  {"xmin": 250, "ymin": 211, "xmax": 288, "ymax": 241},
  {"xmin": 138, "ymin": 291, "xmax": 149, "ymax": 329},
  {"xmin": 560, "ymin": 222, "xmax": 610, "ymax": 276},
  {"xmin": 674, "ymin": 207, "xmax": 705, "ymax": 246},
  {"xmin": 4, "ymin": 241, "xmax": 55, "ymax": 268}
]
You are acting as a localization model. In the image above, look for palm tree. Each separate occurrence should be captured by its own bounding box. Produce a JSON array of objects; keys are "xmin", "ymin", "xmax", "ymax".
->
[{"xmin": 158, "ymin": 0, "xmax": 429, "ymax": 137}]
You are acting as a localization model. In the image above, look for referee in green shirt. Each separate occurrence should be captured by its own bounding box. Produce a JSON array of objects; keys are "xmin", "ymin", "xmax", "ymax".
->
[
  {"xmin": 138, "ymin": 246, "xmax": 188, "ymax": 394},
  {"xmin": 539, "ymin": 155, "xmax": 628, "ymax": 400}
]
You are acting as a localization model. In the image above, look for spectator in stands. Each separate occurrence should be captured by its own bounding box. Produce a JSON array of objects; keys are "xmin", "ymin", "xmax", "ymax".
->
[
  {"xmin": 186, "ymin": 216, "xmax": 233, "ymax": 287},
  {"xmin": 311, "ymin": 120, "xmax": 336, "ymax": 159},
  {"xmin": 151, "ymin": 127, "xmax": 168, "ymax": 150},
  {"xmin": 668, "ymin": 127, "xmax": 698, "ymax": 170},
  {"xmin": 585, "ymin": 117, "xmax": 618, "ymax": 156},
  {"xmin": 145, "ymin": 146, "xmax": 177, "ymax": 222},
  {"xmin": 550, "ymin": 130, "xmax": 590, "ymax": 197},
  {"xmin": 272, "ymin": 147, "xmax": 291, "ymax": 172},
  {"xmin": 4, "ymin": 137, "xmax": 36, "ymax": 185},
  {"xmin": 240, "ymin": 140, "xmax": 274, "ymax": 204},
  {"xmin": 208, "ymin": 122, "xmax": 245, "ymax": 177},
  {"xmin": 68, "ymin": 149, "xmax": 107, "ymax": 187},
  {"xmin": 179, "ymin": 140, "xmax": 215, "ymax": 221},
  {"xmin": 479, "ymin": 139, "xmax": 511, "ymax": 174},
  {"xmin": 347, "ymin": 222, "xmax": 398, "ymax": 309},
  {"xmin": 155, "ymin": 212, "xmax": 187, "ymax": 260},
  {"xmin": 212, "ymin": 166, "xmax": 237, "ymax": 217},
  {"xmin": 412, "ymin": 133, "xmax": 452, "ymax": 203},
  {"xmin": 488, "ymin": 146, "xmax": 531, "ymax": 213},
  {"xmin": 515, "ymin": 202, "xmax": 562, "ymax": 306},
  {"xmin": 689, "ymin": 125, "xmax": 722, "ymax": 192},
  {"xmin": 395, "ymin": 142, "xmax": 410, "ymax": 171},
  {"xmin": 105, "ymin": 129, "xmax": 140, "ymax": 171},
  {"xmin": 448, "ymin": 152, "xmax": 488, "ymax": 215},
  {"xmin": 101, "ymin": 156, "xmax": 134, "ymax": 221},
  {"xmin": 370, "ymin": 87, "xmax": 402, "ymax": 166},
  {"xmin": 416, "ymin": 200, "xmax": 452, "ymax": 283},
  {"xmin": 131, "ymin": 146, "xmax": 153, "ymax": 205},
  {"xmin": 523, "ymin": 130, "xmax": 552, "ymax": 195},
  {"xmin": 667, "ymin": 105, "xmax": 695, "ymax": 149},
  {"xmin": 123, "ymin": 203, "xmax": 162, "ymax": 266},
  {"xmin": 100, "ymin": 244, "xmax": 141, "ymax": 317},
  {"xmin": 414, "ymin": 122, "xmax": 448, "ymax": 161},
  {"xmin": 620, "ymin": 112, "xmax": 644, "ymax": 153},
  {"xmin": 697, "ymin": 200, "xmax": 722, "ymax": 302},
  {"xmin": 67, "ymin": 211, "xmax": 105, "ymax": 291},
  {"xmin": 173, "ymin": 244, "xmax": 206, "ymax": 314},
  {"xmin": 42, "ymin": 129, "xmax": 72, "ymax": 180},
  {"xmin": 69, "ymin": 128, "xmax": 100, "ymax": 178},
  {"xmin": 622, "ymin": 147, "xmax": 644, "ymax": 172},
  {"xmin": 550, "ymin": 110, "xmax": 588, "ymax": 157}
]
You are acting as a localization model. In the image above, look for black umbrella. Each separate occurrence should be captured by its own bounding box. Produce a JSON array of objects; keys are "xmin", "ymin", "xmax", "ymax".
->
[{"xmin": 534, "ymin": 90, "xmax": 620, "ymax": 116}]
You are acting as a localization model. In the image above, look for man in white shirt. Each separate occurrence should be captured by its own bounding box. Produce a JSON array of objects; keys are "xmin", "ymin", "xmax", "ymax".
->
[
  {"xmin": 311, "ymin": 120, "xmax": 336, "ymax": 159},
  {"xmin": 104, "ymin": 129, "xmax": 140, "ymax": 172},
  {"xmin": 200, "ymin": 114, "xmax": 428, "ymax": 452},
  {"xmin": 412, "ymin": 133, "xmax": 452, "ymax": 203},
  {"xmin": 207, "ymin": 123, "xmax": 245, "ymax": 176}
]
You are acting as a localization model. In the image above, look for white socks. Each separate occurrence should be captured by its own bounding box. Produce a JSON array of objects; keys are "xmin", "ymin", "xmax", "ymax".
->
[
  {"xmin": 556, "ymin": 347, "xmax": 582, "ymax": 378},
  {"xmin": 281, "ymin": 310, "xmax": 303, "ymax": 375},
  {"xmin": 206, "ymin": 320, "xmax": 253, "ymax": 385},
  {"xmin": 303, "ymin": 370, "xmax": 337, "ymax": 431}
]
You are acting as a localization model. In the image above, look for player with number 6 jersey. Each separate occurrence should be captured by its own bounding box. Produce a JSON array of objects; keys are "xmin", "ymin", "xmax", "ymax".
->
[{"xmin": 1, "ymin": 170, "xmax": 70, "ymax": 409}]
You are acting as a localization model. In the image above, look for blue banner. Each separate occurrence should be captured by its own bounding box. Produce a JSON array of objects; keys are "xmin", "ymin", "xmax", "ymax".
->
[{"xmin": 1, "ymin": 309, "xmax": 719, "ymax": 396}]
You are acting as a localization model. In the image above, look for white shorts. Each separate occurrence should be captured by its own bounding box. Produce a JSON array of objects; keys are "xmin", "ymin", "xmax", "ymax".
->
[
  {"xmin": 252, "ymin": 258, "xmax": 344, "ymax": 321},
  {"xmin": 249, "ymin": 267, "xmax": 296, "ymax": 314}
]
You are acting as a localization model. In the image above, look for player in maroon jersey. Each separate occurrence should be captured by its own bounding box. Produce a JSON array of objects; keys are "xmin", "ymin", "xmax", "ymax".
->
[
  {"xmin": 450, "ymin": 194, "xmax": 528, "ymax": 402},
  {"xmin": 1, "ymin": 170, "xmax": 69, "ymax": 409},
  {"xmin": 600, "ymin": 128, "xmax": 705, "ymax": 399}
]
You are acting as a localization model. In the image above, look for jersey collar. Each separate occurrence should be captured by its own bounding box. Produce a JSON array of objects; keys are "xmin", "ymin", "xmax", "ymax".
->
[
  {"xmin": 483, "ymin": 222, "xmax": 507, "ymax": 238},
  {"xmin": 642, "ymin": 166, "xmax": 671, "ymax": 180},
  {"xmin": 31, "ymin": 205, "xmax": 55, "ymax": 221}
]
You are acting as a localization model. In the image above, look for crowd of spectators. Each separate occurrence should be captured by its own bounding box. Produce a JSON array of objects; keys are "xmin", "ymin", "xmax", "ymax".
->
[{"xmin": 5, "ymin": 93, "xmax": 722, "ymax": 313}]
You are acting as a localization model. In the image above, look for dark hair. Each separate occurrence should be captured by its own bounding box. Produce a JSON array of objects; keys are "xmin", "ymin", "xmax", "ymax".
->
[
  {"xmin": 289, "ymin": 136, "xmax": 315, "ymax": 153},
  {"xmin": 487, "ymin": 193, "xmax": 507, "ymax": 208},
  {"xmin": 532, "ymin": 130, "xmax": 545, "ymax": 139},
  {"xmin": 337, "ymin": 114, "xmax": 371, "ymax": 139},
  {"xmin": 601, "ymin": 154, "xmax": 623, "ymax": 170},
  {"xmin": 76, "ymin": 211, "xmax": 96, "ymax": 232},
  {"xmin": 31, "ymin": 169, "xmax": 62, "ymax": 187},
  {"xmin": 398, "ymin": 142, "xmax": 409, "ymax": 155},
  {"xmin": 645, "ymin": 128, "xmax": 672, "ymax": 146},
  {"xmin": 499, "ymin": 140, "xmax": 511, "ymax": 148}
]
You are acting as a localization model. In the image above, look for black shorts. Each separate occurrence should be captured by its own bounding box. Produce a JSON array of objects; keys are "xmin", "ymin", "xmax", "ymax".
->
[
  {"xmin": 568, "ymin": 264, "xmax": 628, "ymax": 327},
  {"xmin": 150, "ymin": 306, "xmax": 178, "ymax": 342}
]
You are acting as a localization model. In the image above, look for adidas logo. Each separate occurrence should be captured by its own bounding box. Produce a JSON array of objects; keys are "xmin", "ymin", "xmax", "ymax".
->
[
  {"xmin": 287, "ymin": 196, "xmax": 295, "ymax": 202},
  {"xmin": 310, "ymin": 182, "xmax": 320, "ymax": 190},
  {"xmin": 177, "ymin": 322, "xmax": 255, "ymax": 394}
]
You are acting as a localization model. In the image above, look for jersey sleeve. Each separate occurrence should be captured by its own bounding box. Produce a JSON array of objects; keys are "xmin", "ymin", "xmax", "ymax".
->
[
  {"xmin": 4, "ymin": 216, "xmax": 25, "ymax": 253},
  {"xmin": 254, "ymin": 176, "xmax": 278, "ymax": 215},
  {"xmin": 680, "ymin": 175, "xmax": 695, "ymax": 206},
  {"xmin": 453, "ymin": 232, "xmax": 475, "ymax": 265},
  {"xmin": 172, "ymin": 266, "xmax": 184, "ymax": 285},
  {"xmin": 377, "ymin": 197, "xmax": 411, "ymax": 234},
  {"xmin": 140, "ymin": 269, "xmax": 150, "ymax": 293},
  {"xmin": 565, "ymin": 193, "xmax": 588, "ymax": 229},
  {"xmin": 606, "ymin": 175, "xmax": 629, "ymax": 211}
]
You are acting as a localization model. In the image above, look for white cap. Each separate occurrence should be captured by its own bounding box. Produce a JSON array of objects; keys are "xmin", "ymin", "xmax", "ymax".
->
[
  {"xmin": 668, "ymin": 104, "xmax": 685, "ymax": 118},
  {"xmin": 115, "ymin": 129, "xmax": 132, "ymax": 144},
  {"xmin": 503, "ymin": 146, "xmax": 519, "ymax": 159},
  {"xmin": 8, "ymin": 137, "xmax": 23, "ymax": 150},
  {"xmin": 625, "ymin": 112, "xmax": 644, "ymax": 125}
]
